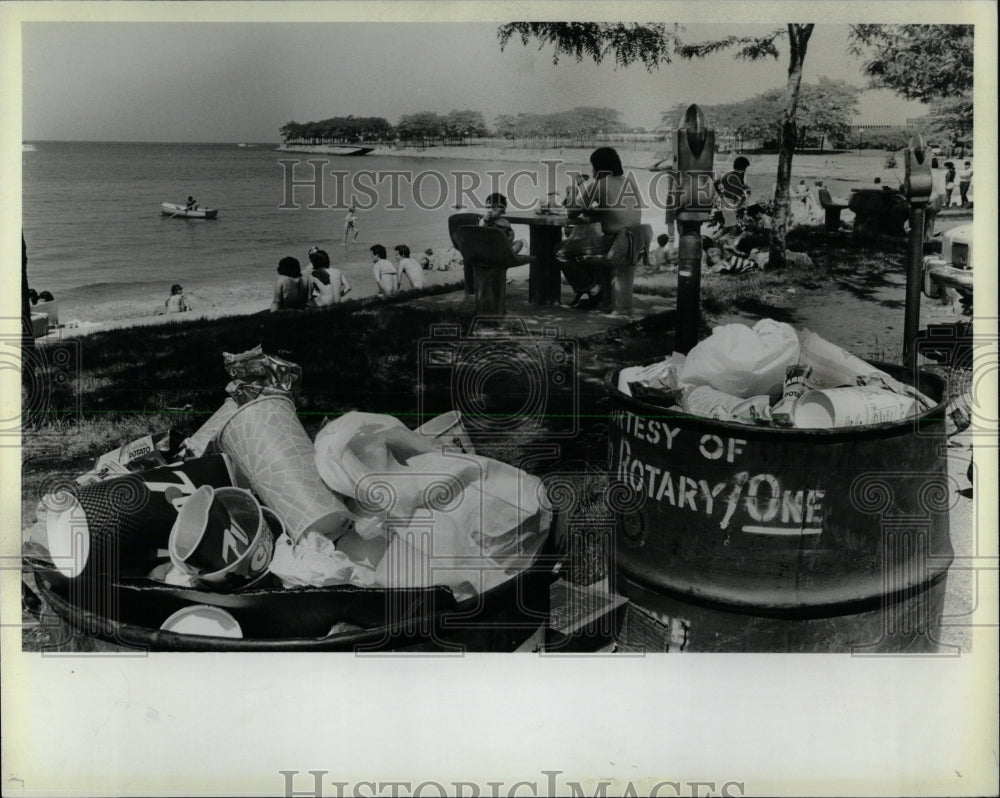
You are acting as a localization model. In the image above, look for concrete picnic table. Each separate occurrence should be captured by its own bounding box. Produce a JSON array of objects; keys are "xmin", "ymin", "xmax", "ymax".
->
[
  {"xmin": 849, "ymin": 187, "xmax": 909, "ymax": 239},
  {"xmin": 504, "ymin": 211, "xmax": 595, "ymax": 305}
]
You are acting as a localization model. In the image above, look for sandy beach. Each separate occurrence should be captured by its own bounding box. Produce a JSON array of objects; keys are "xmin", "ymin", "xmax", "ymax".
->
[{"xmin": 44, "ymin": 264, "xmax": 533, "ymax": 338}]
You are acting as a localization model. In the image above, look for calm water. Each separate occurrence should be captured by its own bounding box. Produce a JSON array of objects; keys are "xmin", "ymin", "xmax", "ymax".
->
[{"xmin": 21, "ymin": 142, "xmax": 604, "ymax": 312}]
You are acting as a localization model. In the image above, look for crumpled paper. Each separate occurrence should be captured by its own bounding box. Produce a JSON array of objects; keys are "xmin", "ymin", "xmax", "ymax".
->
[
  {"xmin": 223, "ymin": 345, "xmax": 302, "ymax": 405},
  {"xmin": 301, "ymin": 411, "xmax": 550, "ymax": 601},
  {"xmin": 268, "ymin": 530, "xmax": 376, "ymax": 588}
]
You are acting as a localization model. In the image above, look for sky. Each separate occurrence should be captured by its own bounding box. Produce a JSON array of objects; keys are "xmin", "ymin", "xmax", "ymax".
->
[{"xmin": 20, "ymin": 21, "xmax": 932, "ymax": 142}]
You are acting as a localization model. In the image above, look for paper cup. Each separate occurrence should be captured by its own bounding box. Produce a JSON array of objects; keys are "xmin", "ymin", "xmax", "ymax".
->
[
  {"xmin": 169, "ymin": 487, "xmax": 278, "ymax": 589},
  {"xmin": 793, "ymin": 387, "xmax": 917, "ymax": 429},
  {"xmin": 416, "ymin": 410, "xmax": 476, "ymax": 454},
  {"xmin": 44, "ymin": 455, "xmax": 236, "ymax": 581},
  {"xmin": 217, "ymin": 395, "xmax": 351, "ymax": 541},
  {"xmin": 160, "ymin": 605, "xmax": 243, "ymax": 638},
  {"xmin": 181, "ymin": 398, "xmax": 239, "ymax": 458}
]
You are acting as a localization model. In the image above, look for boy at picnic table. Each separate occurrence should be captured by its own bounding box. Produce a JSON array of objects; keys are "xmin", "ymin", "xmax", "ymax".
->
[{"xmin": 479, "ymin": 193, "xmax": 526, "ymax": 253}]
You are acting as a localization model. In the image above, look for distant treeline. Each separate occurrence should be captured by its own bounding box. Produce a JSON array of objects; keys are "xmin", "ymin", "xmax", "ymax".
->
[{"xmin": 280, "ymin": 107, "xmax": 655, "ymax": 147}]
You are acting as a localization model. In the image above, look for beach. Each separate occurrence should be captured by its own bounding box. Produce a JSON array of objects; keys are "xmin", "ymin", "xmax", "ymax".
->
[{"xmin": 24, "ymin": 142, "xmax": 972, "ymax": 332}]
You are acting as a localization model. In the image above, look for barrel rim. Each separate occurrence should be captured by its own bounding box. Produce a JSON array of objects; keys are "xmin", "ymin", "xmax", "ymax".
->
[{"xmin": 605, "ymin": 359, "xmax": 948, "ymax": 439}]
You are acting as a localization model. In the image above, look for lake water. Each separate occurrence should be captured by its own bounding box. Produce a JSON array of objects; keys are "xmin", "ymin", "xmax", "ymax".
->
[{"xmin": 21, "ymin": 142, "xmax": 889, "ymax": 320}]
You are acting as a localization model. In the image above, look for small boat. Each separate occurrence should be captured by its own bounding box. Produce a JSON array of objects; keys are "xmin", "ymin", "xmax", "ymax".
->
[
  {"xmin": 161, "ymin": 202, "xmax": 218, "ymax": 219},
  {"xmin": 23, "ymin": 143, "xmax": 37, "ymax": 152}
]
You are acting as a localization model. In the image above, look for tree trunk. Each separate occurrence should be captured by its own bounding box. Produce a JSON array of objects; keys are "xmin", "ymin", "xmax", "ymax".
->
[{"xmin": 769, "ymin": 23, "xmax": 814, "ymax": 269}]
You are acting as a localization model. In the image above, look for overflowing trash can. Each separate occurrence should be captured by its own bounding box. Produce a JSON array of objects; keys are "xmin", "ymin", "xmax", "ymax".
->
[
  {"xmin": 605, "ymin": 322, "xmax": 954, "ymax": 653},
  {"xmin": 26, "ymin": 345, "xmax": 557, "ymax": 652}
]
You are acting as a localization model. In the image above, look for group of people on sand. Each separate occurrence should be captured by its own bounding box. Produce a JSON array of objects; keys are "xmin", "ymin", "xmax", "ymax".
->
[
  {"xmin": 270, "ymin": 247, "xmax": 352, "ymax": 311},
  {"xmin": 270, "ymin": 242, "xmax": 434, "ymax": 311}
]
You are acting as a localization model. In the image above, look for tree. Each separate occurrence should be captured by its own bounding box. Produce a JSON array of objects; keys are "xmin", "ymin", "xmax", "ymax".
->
[
  {"xmin": 444, "ymin": 109, "xmax": 490, "ymax": 139},
  {"xmin": 848, "ymin": 25, "xmax": 973, "ymax": 152},
  {"xmin": 848, "ymin": 25, "xmax": 973, "ymax": 102},
  {"xmin": 499, "ymin": 22, "xmax": 810, "ymax": 267},
  {"xmin": 396, "ymin": 111, "xmax": 446, "ymax": 144}
]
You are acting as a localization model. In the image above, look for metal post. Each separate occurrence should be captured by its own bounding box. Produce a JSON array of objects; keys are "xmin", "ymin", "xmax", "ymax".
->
[
  {"xmin": 674, "ymin": 105, "xmax": 715, "ymax": 355},
  {"xmin": 902, "ymin": 134, "xmax": 933, "ymax": 370}
]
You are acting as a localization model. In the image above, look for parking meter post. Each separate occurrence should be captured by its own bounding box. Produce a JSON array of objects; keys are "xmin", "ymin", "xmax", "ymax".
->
[
  {"xmin": 675, "ymin": 105, "xmax": 715, "ymax": 355},
  {"xmin": 903, "ymin": 134, "xmax": 933, "ymax": 370}
]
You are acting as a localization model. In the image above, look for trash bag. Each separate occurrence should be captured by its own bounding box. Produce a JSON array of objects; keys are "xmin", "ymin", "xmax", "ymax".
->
[{"xmin": 679, "ymin": 319, "xmax": 800, "ymax": 398}]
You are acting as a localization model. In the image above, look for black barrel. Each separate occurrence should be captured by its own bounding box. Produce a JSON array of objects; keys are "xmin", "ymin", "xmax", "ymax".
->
[{"xmin": 605, "ymin": 362, "xmax": 954, "ymax": 653}]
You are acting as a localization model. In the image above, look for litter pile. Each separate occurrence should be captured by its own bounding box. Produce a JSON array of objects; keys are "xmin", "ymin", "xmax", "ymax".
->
[
  {"xmin": 618, "ymin": 320, "xmax": 935, "ymax": 428},
  {"xmin": 33, "ymin": 346, "xmax": 550, "ymax": 641}
]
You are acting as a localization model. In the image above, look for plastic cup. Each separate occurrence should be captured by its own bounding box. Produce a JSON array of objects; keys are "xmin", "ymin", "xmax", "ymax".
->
[
  {"xmin": 160, "ymin": 606, "xmax": 243, "ymax": 638},
  {"xmin": 416, "ymin": 410, "xmax": 476, "ymax": 454},
  {"xmin": 793, "ymin": 387, "xmax": 917, "ymax": 429},
  {"xmin": 217, "ymin": 395, "xmax": 352, "ymax": 541}
]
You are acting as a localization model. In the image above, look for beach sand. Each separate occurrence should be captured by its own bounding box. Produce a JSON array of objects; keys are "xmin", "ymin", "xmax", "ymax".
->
[{"xmin": 46, "ymin": 264, "xmax": 532, "ymax": 338}]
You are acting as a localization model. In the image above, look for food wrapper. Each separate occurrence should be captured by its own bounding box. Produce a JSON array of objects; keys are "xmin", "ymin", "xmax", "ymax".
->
[
  {"xmin": 617, "ymin": 354, "xmax": 684, "ymax": 397},
  {"xmin": 682, "ymin": 386, "xmax": 744, "ymax": 421},
  {"xmin": 223, "ymin": 344, "xmax": 301, "ymax": 404},
  {"xmin": 75, "ymin": 430, "xmax": 181, "ymax": 485}
]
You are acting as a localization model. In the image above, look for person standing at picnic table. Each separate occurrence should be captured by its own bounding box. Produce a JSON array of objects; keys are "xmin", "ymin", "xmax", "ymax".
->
[
  {"xmin": 557, "ymin": 146, "xmax": 641, "ymax": 309},
  {"xmin": 957, "ymin": 161, "xmax": 973, "ymax": 207},
  {"xmin": 344, "ymin": 205, "xmax": 360, "ymax": 244},
  {"xmin": 370, "ymin": 244, "xmax": 398, "ymax": 297}
]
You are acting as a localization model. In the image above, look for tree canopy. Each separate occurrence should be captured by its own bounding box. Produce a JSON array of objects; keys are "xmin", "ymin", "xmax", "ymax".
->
[
  {"xmin": 499, "ymin": 21, "xmax": 811, "ymax": 268},
  {"xmin": 848, "ymin": 24, "xmax": 974, "ymax": 150},
  {"xmin": 848, "ymin": 24, "xmax": 973, "ymax": 103},
  {"xmin": 494, "ymin": 107, "xmax": 625, "ymax": 139},
  {"xmin": 660, "ymin": 78, "xmax": 860, "ymax": 150}
]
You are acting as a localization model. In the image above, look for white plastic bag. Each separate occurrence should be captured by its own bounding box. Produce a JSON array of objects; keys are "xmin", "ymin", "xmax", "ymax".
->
[{"xmin": 679, "ymin": 319, "xmax": 800, "ymax": 398}]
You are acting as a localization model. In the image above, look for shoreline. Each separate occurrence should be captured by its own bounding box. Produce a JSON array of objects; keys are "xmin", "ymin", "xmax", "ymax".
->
[{"xmin": 39, "ymin": 267, "xmax": 529, "ymax": 339}]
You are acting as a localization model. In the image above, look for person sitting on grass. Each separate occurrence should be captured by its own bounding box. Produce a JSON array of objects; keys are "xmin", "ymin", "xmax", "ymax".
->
[
  {"xmin": 371, "ymin": 244, "xmax": 398, "ymax": 297},
  {"xmin": 307, "ymin": 247, "xmax": 351, "ymax": 307},
  {"xmin": 480, "ymin": 193, "xmax": 525, "ymax": 253},
  {"xmin": 271, "ymin": 256, "xmax": 308, "ymax": 311},
  {"xmin": 649, "ymin": 233, "xmax": 671, "ymax": 271},
  {"xmin": 394, "ymin": 245, "xmax": 425, "ymax": 291},
  {"xmin": 165, "ymin": 283, "xmax": 190, "ymax": 313}
]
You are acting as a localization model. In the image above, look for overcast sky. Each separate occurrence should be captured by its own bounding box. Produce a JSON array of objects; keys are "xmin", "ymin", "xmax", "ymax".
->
[{"xmin": 21, "ymin": 22, "xmax": 931, "ymax": 142}]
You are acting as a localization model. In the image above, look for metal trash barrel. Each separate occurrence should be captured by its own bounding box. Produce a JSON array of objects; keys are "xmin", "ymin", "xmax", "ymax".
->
[{"xmin": 604, "ymin": 362, "xmax": 954, "ymax": 653}]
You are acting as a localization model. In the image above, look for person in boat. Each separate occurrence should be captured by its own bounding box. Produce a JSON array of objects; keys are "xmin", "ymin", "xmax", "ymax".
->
[
  {"xmin": 185, "ymin": 196, "xmax": 198, "ymax": 210},
  {"xmin": 557, "ymin": 146, "xmax": 642, "ymax": 309},
  {"xmin": 370, "ymin": 244, "xmax": 398, "ymax": 297},
  {"xmin": 307, "ymin": 247, "xmax": 351, "ymax": 307},
  {"xmin": 165, "ymin": 283, "xmax": 190, "ymax": 313},
  {"xmin": 271, "ymin": 256, "xmax": 308, "ymax": 311},
  {"xmin": 344, "ymin": 205, "xmax": 360, "ymax": 244}
]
